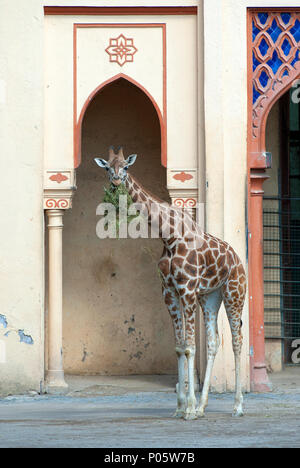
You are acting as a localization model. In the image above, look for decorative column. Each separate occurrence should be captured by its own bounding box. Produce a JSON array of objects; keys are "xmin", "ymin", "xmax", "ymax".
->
[
  {"xmin": 46, "ymin": 209, "xmax": 68, "ymax": 392},
  {"xmin": 249, "ymin": 157, "xmax": 272, "ymax": 392},
  {"xmin": 44, "ymin": 170, "xmax": 76, "ymax": 393}
]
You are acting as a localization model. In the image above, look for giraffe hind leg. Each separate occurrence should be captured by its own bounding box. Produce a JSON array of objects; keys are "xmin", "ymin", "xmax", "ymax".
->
[
  {"xmin": 222, "ymin": 275, "xmax": 246, "ymax": 417},
  {"xmin": 196, "ymin": 289, "xmax": 223, "ymax": 418}
]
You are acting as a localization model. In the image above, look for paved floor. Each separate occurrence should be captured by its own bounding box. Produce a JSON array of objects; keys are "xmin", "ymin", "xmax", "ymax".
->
[{"xmin": 0, "ymin": 369, "xmax": 299, "ymax": 448}]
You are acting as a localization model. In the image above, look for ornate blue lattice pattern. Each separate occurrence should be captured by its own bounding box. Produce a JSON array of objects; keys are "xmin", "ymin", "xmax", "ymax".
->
[{"xmin": 253, "ymin": 13, "xmax": 300, "ymax": 104}]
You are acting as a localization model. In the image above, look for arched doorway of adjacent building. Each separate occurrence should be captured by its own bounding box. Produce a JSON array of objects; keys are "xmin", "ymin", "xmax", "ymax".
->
[
  {"xmin": 248, "ymin": 9, "xmax": 300, "ymax": 391},
  {"xmin": 62, "ymin": 77, "xmax": 177, "ymax": 377}
]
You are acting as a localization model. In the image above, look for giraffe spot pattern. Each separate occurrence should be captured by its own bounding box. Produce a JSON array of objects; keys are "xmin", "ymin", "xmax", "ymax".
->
[
  {"xmin": 125, "ymin": 172, "xmax": 247, "ymax": 403},
  {"xmin": 177, "ymin": 243, "xmax": 188, "ymax": 257}
]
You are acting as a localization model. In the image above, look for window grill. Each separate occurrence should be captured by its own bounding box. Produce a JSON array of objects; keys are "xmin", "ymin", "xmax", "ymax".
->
[{"xmin": 263, "ymin": 196, "xmax": 300, "ymax": 363}]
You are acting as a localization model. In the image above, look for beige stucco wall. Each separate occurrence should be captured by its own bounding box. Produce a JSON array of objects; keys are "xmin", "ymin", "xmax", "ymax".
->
[
  {"xmin": 62, "ymin": 79, "xmax": 177, "ymax": 375},
  {"xmin": 0, "ymin": 0, "xmax": 44, "ymax": 395},
  {"xmin": 203, "ymin": 0, "xmax": 249, "ymax": 392}
]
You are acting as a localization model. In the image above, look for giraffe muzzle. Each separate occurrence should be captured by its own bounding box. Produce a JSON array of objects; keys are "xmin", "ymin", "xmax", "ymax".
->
[{"xmin": 112, "ymin": 177, "xmax": 122, "ymax": 186}]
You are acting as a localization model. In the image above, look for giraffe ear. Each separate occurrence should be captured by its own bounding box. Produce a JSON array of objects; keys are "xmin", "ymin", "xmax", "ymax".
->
[
  {"xmin": 94, "ymin": 158, "xmax": 109, "ymax": 169},
  {"xmin": 125, "ymin": 154, "xmax": 137, "ymax": 167}
]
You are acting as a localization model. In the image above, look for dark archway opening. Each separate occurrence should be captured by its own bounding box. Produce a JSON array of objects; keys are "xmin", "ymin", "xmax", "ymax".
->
[{"xmin": 264, "ymin": 87, "xmax": 300, "ymax": 369}]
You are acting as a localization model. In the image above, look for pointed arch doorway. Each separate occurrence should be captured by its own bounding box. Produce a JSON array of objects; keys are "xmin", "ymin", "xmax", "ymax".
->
[
  {"xmin": 62, "ymin": 76, "xmax": 177, "ymax": 376},
  {"xmin": 264, "ymin": 86, "xmax": 300, "ymax": 369}
]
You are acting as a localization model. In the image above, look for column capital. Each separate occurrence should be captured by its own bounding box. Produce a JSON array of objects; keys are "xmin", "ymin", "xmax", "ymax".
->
[
  {"xmin": 44, "ymin": 168, "xmax": 76, "ymax": 210},
  {"xmin": 168, "ymin": 188, "xmax": 198, "ymax": 209},
  {"xmin": 167, "ymin": 167, "xmax": 199, "ymax": 211},
  {"xmin": 46, "ymin": 209, "xmax": 64, "ymax": 229},
  {"xmin": 250, "ymin": 169, "xmax": 270, "ymax": 196}
]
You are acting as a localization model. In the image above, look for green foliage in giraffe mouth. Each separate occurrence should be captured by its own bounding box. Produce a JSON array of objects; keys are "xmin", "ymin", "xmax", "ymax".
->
[
  {"xmin": 103, "ymin": 183, "xmax": 133, "ymax": 208},
  {"xmin": 102, "ymin": 183, "xmax": 138, "ymax": 237}
]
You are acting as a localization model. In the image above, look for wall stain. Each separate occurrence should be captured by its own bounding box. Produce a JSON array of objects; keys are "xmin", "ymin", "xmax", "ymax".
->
[
  {"xmin": 124, "ymin": 315, "xmax": 151, "ymax": 360},
  {"xmin": 0, "ymin": 315, "xmax": 8, "ymax": 329},
  {"xmin": 0, "ymin": 315, "xmax": 34, "ymax": 345},
  {"xmin": 129, "ymin": 351, "xmax": 143, "ymax": 360},
  {"xmin": 82, "ymin": 347, "xmax": 88, "ymax": 362},
  {"xmin": 18, "ymin": 330, "xmax": 34, "ymax": 345}
]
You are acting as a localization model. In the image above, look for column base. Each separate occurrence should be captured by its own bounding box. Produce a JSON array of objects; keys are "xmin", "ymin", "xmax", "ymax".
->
[
  {"xmin": 251, "ymin": 365, "xmax": 273, "ymax": 393},
  {"xmin": 46, "ymin": 370, "xmax": 69, "ymax": 394}
]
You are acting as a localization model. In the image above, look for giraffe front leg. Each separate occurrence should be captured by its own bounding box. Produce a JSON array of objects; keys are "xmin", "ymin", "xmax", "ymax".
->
[
  {"xmin": 184, "ymin": 345, "xmax": 197, "ymax": 420},
  {"xmin": 181, "ymin": 294, "xmax": 198, "ymax": 421},
  {"xmin": 174, "ymin": 347, "xmax": 187, "ymax": 418}
]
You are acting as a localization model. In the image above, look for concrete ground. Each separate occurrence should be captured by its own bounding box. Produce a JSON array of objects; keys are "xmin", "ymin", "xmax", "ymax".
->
[{"xmin": 0, "ymin": 368, "xmax": 299, "ymax": 448}]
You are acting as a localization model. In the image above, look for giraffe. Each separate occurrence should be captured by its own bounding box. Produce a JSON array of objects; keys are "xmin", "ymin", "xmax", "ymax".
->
[{"xmin": 95, "ymin": 147, "xmax": 247, "ymax": 420}]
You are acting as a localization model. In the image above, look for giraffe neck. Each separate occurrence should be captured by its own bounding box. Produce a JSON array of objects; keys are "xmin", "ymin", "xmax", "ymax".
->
[
  {"xmin": 124, "ymin": 173, "xmax": 195, "ymax": 244},
  {"xmin": 125, "ymin": 173, "xmax": 164, "ymax": 207}
]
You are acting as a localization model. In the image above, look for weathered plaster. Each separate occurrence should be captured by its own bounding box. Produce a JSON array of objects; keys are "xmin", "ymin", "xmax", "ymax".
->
[{"xmin": 0, "ymin": 0, "xmax": 44, "ymax": 396}]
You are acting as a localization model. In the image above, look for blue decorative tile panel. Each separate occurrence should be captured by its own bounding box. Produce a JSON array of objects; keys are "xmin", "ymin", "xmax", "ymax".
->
[
  {"xmin": 281, "ymin": 38, "xmax": 292, "ymax": 56},
  {"xmin": 267, "ymin": 50, "xmax": 283, "ymax": 75},
  {"xmin": 281, "ymin": 13, "xmax": 291, "ymax": 25},
  {"xmin": 258, "ymin": 37, "xmax": 270, "ymax": 56},
  {"xmin": 290, "ymin": 19, "xmax": 300, "ymax": 43},
  {"xmin": 258, "ymin": 12, "xmax": 269, "ymax": 25},
  {"xmin": 258, "ymin": 70, "xmax": 270, "ymax": 88},
  {"xmin": 267, "ymin": 19, "xmax": 283, "ymax": 43},
  {"xmin": 253, "ymin": 85, "xmax": 262, "ymax": 104},
  {"xmin": 253, "ymin": 52, "xmax": 261, "ymax": 72}
]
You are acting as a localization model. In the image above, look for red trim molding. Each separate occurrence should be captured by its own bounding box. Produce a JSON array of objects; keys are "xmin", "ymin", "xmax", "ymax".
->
[
  {"xmin": 44, "ymin": 6, "xmax": 197, "ymax": 16},
  {"xmin": 73, "ymin": 23, "xmax": 167, "ymax": 168}
]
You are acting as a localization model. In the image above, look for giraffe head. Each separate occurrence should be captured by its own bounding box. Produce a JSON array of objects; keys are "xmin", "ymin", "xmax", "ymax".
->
[{"xmin": 94, "ymin": 146, "xmax": 137, "ymax": 186}]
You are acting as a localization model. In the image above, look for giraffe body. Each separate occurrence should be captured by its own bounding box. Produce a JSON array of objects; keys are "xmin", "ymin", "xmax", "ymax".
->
[
  {"xmin": 95, "ymin": 148, "xmax": 247, "ymax": 419},
  {"xmin": 158, "ymin": 232, "xmax": 246, "ymax": 419}
]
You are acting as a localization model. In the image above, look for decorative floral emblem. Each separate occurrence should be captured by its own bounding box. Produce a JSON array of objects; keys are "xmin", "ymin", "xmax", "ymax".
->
[
  {"xmin": 105, "ymin": 34, "xmax": 138, "ymax": 67},
  {"xmin": 173, "ymin": 172, "xmax": 193, "ymax": 183},
  {"xmin": 49, "ymin": 173, "xmax": 68, "ymax": 184}
]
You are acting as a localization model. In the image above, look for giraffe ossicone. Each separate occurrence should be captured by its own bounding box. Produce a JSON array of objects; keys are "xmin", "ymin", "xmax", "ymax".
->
[{"xmin": 95, "ymin": 147, "xmax": 247, "ymax": 420}]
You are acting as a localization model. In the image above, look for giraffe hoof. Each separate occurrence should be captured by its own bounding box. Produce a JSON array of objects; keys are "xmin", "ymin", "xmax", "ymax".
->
[
  {"xmin": 173, "ymin": 409, "xmax": 185, "ymax": 419},
  {"xmin": 183, "ymin": 411, "xmax": 198, "ymax": 421},
  {"xmin": 196, "ymin": 408, "xmax": 205, "ymax": 418},
  {"xmin": 232, "ymin": 407, "xmax": 244, "ymax": 418}
]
